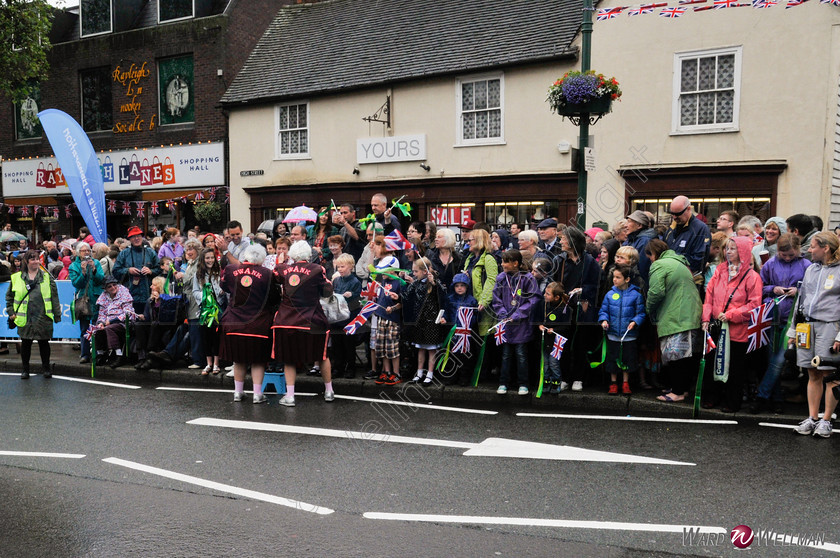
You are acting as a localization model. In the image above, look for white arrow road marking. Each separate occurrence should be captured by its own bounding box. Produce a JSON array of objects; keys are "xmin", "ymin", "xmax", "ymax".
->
[
  {"xmin": 102, "ymin": 457, "xmax": 333, "ymax": 515},
  {"xmin": 0, "ymin": 451, "xmax": 85, "ymax": 459},
  {"xmin": 53, "ymin": 376, "xmax": 141, "ymax": 389},
  {"xmin": 363, "ymin": 512, "xmax": 725, "ymax": 534},
  {"xmin": 333, "ymin": 394, "xmax": 497, "ymax": 415},
  {"xmin": 518, "ymin": 413, "xmax": 738, "ymax": 425},
  {"xmin": 188, "ymin": 418, "xmax": 694, "ymax": 465}
]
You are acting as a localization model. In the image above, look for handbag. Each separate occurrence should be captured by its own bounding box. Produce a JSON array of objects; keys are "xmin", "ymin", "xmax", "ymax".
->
[
  {"xmin": 320, "ymin": 294, "xmax": 350, "ymax": 324},
  {"xmin": 74, "ymin": 293, "xmax": 91, "ymax": 320}
]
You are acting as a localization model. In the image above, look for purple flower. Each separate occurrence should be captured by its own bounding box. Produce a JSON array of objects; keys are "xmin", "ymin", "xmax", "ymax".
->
[{"xmin": 561, "ymin": 74, "xmax": 599, "ymax": 104}]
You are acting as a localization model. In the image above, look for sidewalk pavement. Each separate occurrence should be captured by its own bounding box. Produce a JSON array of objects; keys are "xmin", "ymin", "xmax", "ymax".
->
[{"xmin": 2, "ymin": 343, "xmax": 810, "ymax": 424}]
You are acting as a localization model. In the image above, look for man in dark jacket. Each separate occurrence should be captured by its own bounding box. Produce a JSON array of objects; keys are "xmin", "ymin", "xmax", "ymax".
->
[{"xmin": 662, "ymin": 196, "xmax": 710, "ymax": 281}]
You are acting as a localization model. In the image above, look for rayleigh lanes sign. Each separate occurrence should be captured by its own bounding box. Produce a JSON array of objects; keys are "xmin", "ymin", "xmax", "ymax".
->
[{"xmin": 2, "ymin": 142, "xmax": 225, "ymax": 197}]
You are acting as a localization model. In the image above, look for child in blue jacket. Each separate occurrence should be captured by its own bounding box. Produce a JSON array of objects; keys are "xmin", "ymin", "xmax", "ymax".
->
[
  {"xmin": 598, "ymin": 264, "xmax": 646, "ymax": 395},
  {"xmin": 441, "ymin": 272, "xmax": 479, "ymax": 386}
]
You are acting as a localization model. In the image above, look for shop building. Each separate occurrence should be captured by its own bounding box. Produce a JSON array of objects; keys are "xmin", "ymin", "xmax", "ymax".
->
[
  {"xmin": 0, "ymin": 0, "xmax": 281, "ymax": 243},
  {"xmin": 224, "ymin": 0, "xmax": 840, "ymax": 235}
]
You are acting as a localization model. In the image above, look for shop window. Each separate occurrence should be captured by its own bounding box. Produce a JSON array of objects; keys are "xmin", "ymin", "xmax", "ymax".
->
[
  {"xmin": 457, "ymin": 74, "xmax": 504, "ymax": 146},
  {"xmin": 80, "ymin": 0, "xmax": 112, "ymax": 37},
  {"xmin": 14, "ymin": 83, "xmax": 42, "ymax": 140},
  {"xmin": 632, "ymin": 197, "xmax": 771, "ymax": 230},
  {"xmin": 80, "ymin": 67, "xmax": 113, "ymax": 133},
  {"xmin": 158, "ymin": 56, "xmax": 194, "ymax": 126},
  {"xmin": 485, "ymin": 201, "xmax": 558, "ymax": 229},
  {"xmin": 672, "ymin": 47, "xmax": 741, "ymax": 135},
  {"xmin": 159, "ymin": 0, "xmax": 194, "ymax": 23},
  {"xmin": 275, "ymin": 102, "xmax": 309, "ymax": 159}
]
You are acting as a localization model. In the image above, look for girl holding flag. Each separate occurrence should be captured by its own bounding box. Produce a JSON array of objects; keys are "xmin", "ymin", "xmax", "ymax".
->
[
  {"xmin": 194, "ymin": 248, "xmax": 227, "ymax": 375},
  {"xmin": 701, "ymin": 236, "xmax": 762, "ymax": 412},
  {"xmin": 402, "ymin": 256, "xmax": 448, "ymax": 385},
  {"xmin": 491, "ymin": 249, "xmax": 539, "ymax": 395}
]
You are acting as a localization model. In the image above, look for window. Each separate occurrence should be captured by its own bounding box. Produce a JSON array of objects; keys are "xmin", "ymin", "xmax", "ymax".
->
[
  {"xmin": 457, "ymin": 74, "xmax": 504, "ymax": 145},
  {"xmin": 80, "ymin": 0, "xmax": 112, "ymax": 37},
  {"xmin": 673, "ymin": 47, "xmax": 741, "ymax": 134},
  {"xmin": 631, "ymin": 197, "xmax": 771, "ymax": 228},
  {"xmin": 158, "ymin": 56, "xmax": 194, "ymax": 126},
  {"xmin": 80, "ymin": 67, "xmax": 113, "ymax": 133},
  {"xmin": 14, "ymin": 84, "xmax": 42, "ymax": 141},
  {"xmin": 275, "ymin": 102, "xmax": 309, "ymax": 159},
  {"xmin": 159, "ymin": 0, "xmax": 194, "ymax": 23}
]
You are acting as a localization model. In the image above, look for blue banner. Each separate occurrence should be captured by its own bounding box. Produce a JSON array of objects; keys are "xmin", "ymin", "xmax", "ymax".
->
[
  {"xmin": 0, "ymin": 281, "xmax": 85, "ymax": 340},
  {"xmin": 37, "ymin": 109, "xmax": 107, "ymax": 244}
]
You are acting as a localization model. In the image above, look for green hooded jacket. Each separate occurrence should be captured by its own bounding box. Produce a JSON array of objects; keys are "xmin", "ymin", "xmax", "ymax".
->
[{"xmin": 646, "ymin": 250, "xmax": 702, "ymax": 338}]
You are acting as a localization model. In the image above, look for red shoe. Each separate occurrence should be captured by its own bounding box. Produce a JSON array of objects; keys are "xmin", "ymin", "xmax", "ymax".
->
[
  {"xmin": 375, "ymin": 373, "xmax": 389, "ymax": 385},
  {"xmin": 608, "ymin": 383, "xmax": 619, "ymax": 395},
  {"xmin": 622, "ymin": 382, "xmax": 632, "ymax": 395},
  {"xmin": 384, "ymin": 373, "xmax": 402, "ymax": 386}
]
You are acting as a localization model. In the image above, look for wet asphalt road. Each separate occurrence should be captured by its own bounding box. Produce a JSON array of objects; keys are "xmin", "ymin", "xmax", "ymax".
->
[{"xmin": 1, "ymin": 372, "xmax": 839, "ymax": 558}]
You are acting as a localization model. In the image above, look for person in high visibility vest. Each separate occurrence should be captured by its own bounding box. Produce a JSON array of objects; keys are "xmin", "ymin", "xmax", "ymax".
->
[{"xmin": 5, "ymin": 250, "xmax": 60, "ymax": 379}]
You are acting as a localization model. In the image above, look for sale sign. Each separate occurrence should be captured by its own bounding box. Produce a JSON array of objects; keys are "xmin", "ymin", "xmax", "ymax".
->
[{"xmin": 430, "ymin": 207, "xmax": 471, "ymax": 226}]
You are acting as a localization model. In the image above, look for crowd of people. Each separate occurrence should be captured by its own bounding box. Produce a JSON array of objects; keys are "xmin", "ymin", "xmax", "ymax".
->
[{"xmin": 6, "ymin": 193, "xmax": 840, "ymax": 436}]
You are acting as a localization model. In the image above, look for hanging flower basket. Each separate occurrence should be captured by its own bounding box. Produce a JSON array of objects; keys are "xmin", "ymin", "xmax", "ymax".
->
[{"xmin": 547, "ymin": 70, "xmax": 621, "ymax": 123}]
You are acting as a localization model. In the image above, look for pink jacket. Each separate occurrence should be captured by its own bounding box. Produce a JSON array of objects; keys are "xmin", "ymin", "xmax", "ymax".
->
[{"xmin": 702, "ymin": 236, "xmax": 763, "ymax": 343}]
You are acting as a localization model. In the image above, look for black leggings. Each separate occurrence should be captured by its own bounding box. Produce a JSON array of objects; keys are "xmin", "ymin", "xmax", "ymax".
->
[{"xmin": 21, "ymin": 339, "xmax": 50, "ymax": 371}]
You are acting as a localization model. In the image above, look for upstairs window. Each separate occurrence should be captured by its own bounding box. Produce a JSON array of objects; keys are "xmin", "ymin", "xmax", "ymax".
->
[
  {"xmin": 457, "ymin": 74, "xmax": 504, "ymax": 146},
  {"xmin": 80, "ymin": 67, "xmax": 113, "ymax": 133},
  {"xmin": 673, "ymin": 47, "xmax": 741, "ymax": 134},
  {"xmin": 275, "ymin": 102, "xmax": 309, "ymax": 159},
  {"xmin": 80, "ymin": 0, "xmax": 112, "ymax": 37},
  {"xmin": 159, "ymin": 0, "xmax": 195, "ymax": 23},
  {"xmin": 14, "ymin": 83, "xmax": 43, "ymax": 141}
]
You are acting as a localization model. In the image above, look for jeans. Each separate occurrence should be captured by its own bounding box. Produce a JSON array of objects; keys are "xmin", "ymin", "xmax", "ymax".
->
[
  {"xmin": 164, "ymin": 318, "xmax": 203, "ymax": 364},
  {"xmin": 544, "ymin": 351, "xmax": 562, "ymax": 383},
  {"xmin": 756, "ymin": 343, "xmax": 786, "ymax": 402},
  {"xmin": 500, "ymin": 343, "xmax": 529, "ymax": 388}
]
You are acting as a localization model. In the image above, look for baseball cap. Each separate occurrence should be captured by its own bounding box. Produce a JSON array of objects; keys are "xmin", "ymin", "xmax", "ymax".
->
[{"xmin": 127, "ymin": 226, "xmax": 143, "ymax": 238}]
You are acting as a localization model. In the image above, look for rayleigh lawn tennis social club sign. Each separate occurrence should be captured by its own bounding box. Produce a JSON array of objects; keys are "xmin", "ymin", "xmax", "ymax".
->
[{"xmin": 1, "ymin": 142, "xmax": 225, "ymax": 197}]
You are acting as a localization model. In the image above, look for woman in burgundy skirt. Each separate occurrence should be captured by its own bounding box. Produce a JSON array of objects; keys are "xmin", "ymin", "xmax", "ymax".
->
[
  {"xmin": 272, "ymin": 240, "xmax": 335, "ymax": 407},
  {"xmin": 219, "ymin": 244, "xmax": 279, "ymax": 403}
]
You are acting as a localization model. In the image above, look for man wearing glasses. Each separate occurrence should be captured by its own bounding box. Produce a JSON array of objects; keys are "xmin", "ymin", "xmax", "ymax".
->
[
  {"xmin": 663, "ymin": 195, "xmax": 711, "ymax": 289},
  {"xmin": 333, "ymin": 203, "xmax": 366, "ymax": 261}
]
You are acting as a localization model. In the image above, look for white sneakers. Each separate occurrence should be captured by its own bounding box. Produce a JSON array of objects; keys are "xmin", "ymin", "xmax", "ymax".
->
[
  {"xmin": 518, "ymin": 386, "xmax": 529, "ymax": 396},
  {"xmin": 278, "ymin": 395, "xmax": 296, "ymax": 407},
  {"xmin": 253, "ymin": 394, "xmax": 267, "ymax": 404},
  {"xmin": 571, "ymin": 381, "xmax": 583, "ymax": 392},
  {"xmin": 496, "ymin": 385, "xmax": 507, "ymax": 395},
  {"xmin": 233, "ymin": 391, "xmax": 244, "ymax": 402},
  {"xmin": 324, "ymin": 391, "xmax": 335, "ymax": 402}
]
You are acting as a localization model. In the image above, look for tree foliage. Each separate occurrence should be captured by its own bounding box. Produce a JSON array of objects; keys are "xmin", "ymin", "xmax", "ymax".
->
[{"xmin": 0, "ymin": 0, "xmax": 53, "ymax": 103}]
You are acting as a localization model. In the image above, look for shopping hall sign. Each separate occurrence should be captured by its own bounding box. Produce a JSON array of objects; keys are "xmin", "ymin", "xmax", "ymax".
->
[{"xmin": 2, "ymin": 142, "xmax": 224, "ymax": 197}]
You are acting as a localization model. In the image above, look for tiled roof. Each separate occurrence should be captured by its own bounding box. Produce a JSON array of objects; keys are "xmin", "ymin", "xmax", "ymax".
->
[{"xmin": 221, "ymin": 0, "xmax": 580, "ymax": 106}]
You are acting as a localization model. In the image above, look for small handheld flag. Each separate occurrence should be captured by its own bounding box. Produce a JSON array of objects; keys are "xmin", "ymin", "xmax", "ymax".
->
[{"xmin": 550, "ymin": 333, "xmax": 568, "ymax": 360}]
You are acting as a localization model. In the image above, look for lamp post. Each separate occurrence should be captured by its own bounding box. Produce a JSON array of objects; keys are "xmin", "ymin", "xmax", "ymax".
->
[{"xmin": 577, "ymin": 0, "xmax": 594, "ymax": 230}]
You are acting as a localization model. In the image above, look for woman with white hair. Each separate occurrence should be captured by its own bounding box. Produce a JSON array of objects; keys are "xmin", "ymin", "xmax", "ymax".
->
[
  {"xmin": 428, "ymin": 228, "xmax": 462, "ymax": 290},
  {"xmin": 517, "ymin": 229, "xmax": 539, "ymax": 268},
  {"xmin": 272, "ymin": 240, "xmax": 335, "ymax": 406},
  {"xmin": 69, "ymin": 240, "xmax": 105, "ymax": 364},
  {"xmin": 219, "ymin": 243, "xmax": 278, "ymax": 403}
]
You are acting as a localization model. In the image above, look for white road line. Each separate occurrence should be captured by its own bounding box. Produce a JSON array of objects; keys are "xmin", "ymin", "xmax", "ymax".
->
[
  {"xmin": 333, "ymin": 394, "xmax": 497, "ymax": 415},
  {"xmin": 517, "ymin": 413, "xmax": 738, "ymax": 425},
  {"xmin": 362, "ymin": 512, "xmax": 725, "ymax": 534},
  {"xmin": 51, "ymin": 376, "xmax": 142, "ymax": 389},
  {"xmin": 102, "ymin": 457, "xmax": 333, "ymax": 515},
  {"xmin": 759, "ymin": 422, "xmax": 798, "ymax": 430},
  {"xmin": 156, "ymin": 387, "xmax": 316, "ymax": 396},
  {"xmin": 0, "ymin": 451, "xmax": 86, "ymax": 459},
  {"xmin": 187, "ymin": 417, "xmax": 476, "ymax": 449}
]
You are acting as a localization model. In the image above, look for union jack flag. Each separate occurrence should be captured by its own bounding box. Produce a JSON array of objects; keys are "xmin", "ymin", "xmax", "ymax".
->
[
  {"xmin": 83, "ymin": 324, "xmax": 97, "ymax": 340},
  {"xmin": 596, "ymin": 7, "xmax": 623, "ymax": 19},
  {"xmin": 343, "ymin": 314, "xmax": 367, "ymax": 335},
  {"xmin": 550, "ymin": 334, "xmax": 568, "ymax": 360},
  {"xmin": 52, "ymin": 208, "xmax": 59, "ymax": 219},
  {"xmin": 136, "ymin": 202, "xmax": 145, "ymax": 218},
  {"xmin": 714, "ymin": 0, "xmax": 739, "ymax": 7},
  {"xmin": 753, "ymin": 0, "xmax": 777, "ymax": 7},
  {"xmin": 64, "ymin": 205, "xmax": 71, "ymax": 219},
  {"xmin": 225, "ymin": 190, "xmax": 230, "ymax": 204},
  {"xmin": 679, "ymin": 0, "xmax": 706, "ymax": 4},
  {"xmin": 746, "ymin": 300, "xmax": 775, "ymax": 353},
  {"xmin": 452, "ymin": 307, "xmax": 474, "ymax": 354},
  {"xmin": 150, "ymin": 202, "xmax": 159, "ymax": 215},
  {"xmin": 383, "ymin": 230, "xmax": 413, "ymax": 252},
  {"xmin": 660, "ymin": 6, "xmax": 687, "ymax": 15},
  {"xmin": 786, "ymin": 0, "xmax": 808, "ymax": 6},
  {"xmin": 820, "ymin": 0, "xmax": 840, "ymax": 5},
  {"xmin": 194, "ymin": 191, "xmax": 204, "ymax": 201},
  {"xmin": 360, "ymin": 280, "xmax": 382, "ymax": 301},
  {"xmin": 493, "ymin": 322, "xmax": 507, "ymax": 346},
  {"xmin": 33, "ymin": 205, "xmax": 40, "ymax": 216},
  {"xmin": 7, "ymin": 205, "xmax": 14, "ymax": 214},
  {"xmin": 208, "ymin": 188, "xmax": 217, "ymax": 202},
  {"xmin": 20, "ymin": 206, "xmax": 29, "ymax": 217},
  {"xmin": 359, "ymin": 300, "xmax": 378, "ymax": 318},
  {"xmin": 628, "ymin": 3, "xmax": 666, "ymax": 14},
  {"xmin": 107, "ymin": 200, "xmax": 117, "ymax": 213},
  {"xmin": 705, "ymin": 330, "xmax": 717, "ymax": 355},
  {"xmin": 121, "ymin": 201, "xmax": 131, "ymax": 215}
]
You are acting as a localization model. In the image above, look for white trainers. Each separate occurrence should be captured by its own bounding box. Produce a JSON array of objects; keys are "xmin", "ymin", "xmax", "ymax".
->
[
  {"xmin": 518, "ymin": 386, "xmax": 529, "ymax": 396},
  {"xmin": 559, "ymin": 381, "xmax": 570, "ymax": 392},
  {"xmin": 225, "ymin": 370, "xmax": 235, "ymax": 378},
  {"xmin": 813, "ymin": 419, "xmax": 833, "ymax": 438},
  {"xmin": 571, "ymin": 381, "xmax": 583, "ymax": 392},
  {"xmin": 795, "ymin": 417, "xmax": 818, "ymax": 435},
  {"xmin": 324, "ymin": 390, "xmax": 335, "ymax": 402},
  {"xmin": 278, "ymin": 395, "xmax": 296, "ymax": 407},
  {"xmin": 233, "ymin": 391, "xmax": 245, "ymax": 402},
  {"xmin": 253, "ymin": 394, "xmax": 267, "ymax": 404},
  {"xmin": 496, "ymin": 385, "xmax": 507, "ymax": 395}
]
